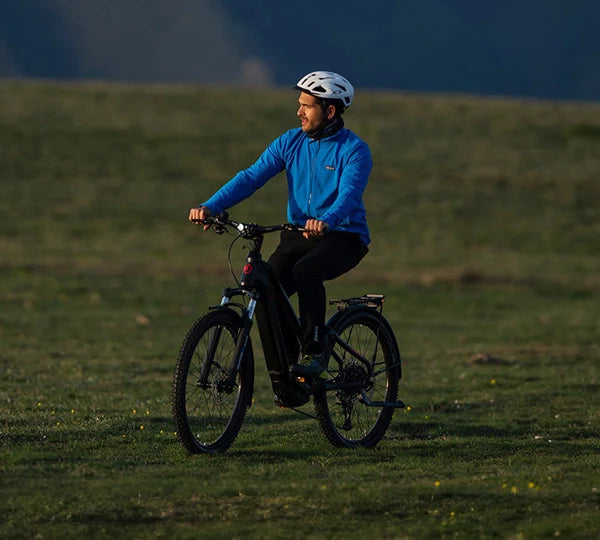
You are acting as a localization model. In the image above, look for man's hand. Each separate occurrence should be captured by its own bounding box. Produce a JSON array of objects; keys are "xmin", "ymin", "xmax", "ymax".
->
[
  {"xmin": 189, "ymin": 206, "xmax": 213, "ymax": 231},
  {"xmin": 303, "ymin": 219, "xmax": 329, "ymax": 239}
]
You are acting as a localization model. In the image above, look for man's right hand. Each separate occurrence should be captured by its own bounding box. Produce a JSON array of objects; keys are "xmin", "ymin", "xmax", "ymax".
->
[{"xmin": 189, "ymin": 206, "xmax": 213, "ymax": 230}]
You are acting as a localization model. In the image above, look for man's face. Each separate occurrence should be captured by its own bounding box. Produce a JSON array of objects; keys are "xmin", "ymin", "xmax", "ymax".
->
[{"xmin": 297, "ymin": 92, "xmax": 328, "ymax": 134}]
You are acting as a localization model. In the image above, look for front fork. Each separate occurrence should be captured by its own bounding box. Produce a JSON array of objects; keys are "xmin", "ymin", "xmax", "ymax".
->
[
  {"xmin": 229, "ymin": 297, "xmax": 256, "ymax": 377},
  {"xmin": 197, "ymin": 290, "xmax": 257, "ymax": 391},
  {"xmin": 224, "ymin": 291, "xmax": 257, "ymax": 389}
]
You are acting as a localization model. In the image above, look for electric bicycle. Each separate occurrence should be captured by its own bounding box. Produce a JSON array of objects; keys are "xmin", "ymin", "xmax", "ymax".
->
[{"xmin": 171, "ymin": 214, "xmax": 404, "ymax": 453}]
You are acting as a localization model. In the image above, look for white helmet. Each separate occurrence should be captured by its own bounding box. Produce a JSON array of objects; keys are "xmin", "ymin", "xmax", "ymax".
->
[{"xmin": 295, "ymin": 71, "xmax": 354, "ymax": 109}]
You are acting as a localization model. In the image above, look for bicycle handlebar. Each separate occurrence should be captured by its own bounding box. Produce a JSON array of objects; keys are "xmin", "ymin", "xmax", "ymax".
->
[{"xmin": 191, "ymin": 214, "xmax": 304, "ymax": 238}]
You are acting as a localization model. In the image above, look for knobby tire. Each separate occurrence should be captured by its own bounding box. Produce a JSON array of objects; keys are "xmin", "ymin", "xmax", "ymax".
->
[
  {"xmin": 172, "ymin": 310, "xmax": 254, "ymax": 454},
  {"xmin": 314, "ymin": 308, "xmax": 400, "ymax": 448}
]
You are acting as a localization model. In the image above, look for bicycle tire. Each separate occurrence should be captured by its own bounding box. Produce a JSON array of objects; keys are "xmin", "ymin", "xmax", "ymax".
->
[
  {"xmin": 314, "ymin": 308, "xmax": 400, "ymax": 448},
  {"xmin": 172, "ymin": 309, "xmax": 254, "ymax": 454}
]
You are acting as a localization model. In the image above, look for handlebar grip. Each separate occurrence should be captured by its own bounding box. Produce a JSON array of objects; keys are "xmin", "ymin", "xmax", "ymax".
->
[{"xmin": 191, "ymin": 211, "xmax": 228, "ymax": 224}]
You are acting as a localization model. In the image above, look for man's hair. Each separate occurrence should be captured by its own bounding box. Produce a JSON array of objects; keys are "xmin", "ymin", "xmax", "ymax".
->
[{"xmin": 316, "ymin": 97, "xmax": 346, "ymax": 117}]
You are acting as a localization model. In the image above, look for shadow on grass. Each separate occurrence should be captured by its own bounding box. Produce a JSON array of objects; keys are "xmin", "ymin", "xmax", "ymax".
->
[
  {"xmin": 3, "ymin": 410, "xmax": 311, "ymax": 446},
  {"xmin": 389, "ymin": 419, "xmax": 600, "ymax": 458},
  {"xmin": 5, "ymin": 408, "xmax": 598, "ymax": 465}
]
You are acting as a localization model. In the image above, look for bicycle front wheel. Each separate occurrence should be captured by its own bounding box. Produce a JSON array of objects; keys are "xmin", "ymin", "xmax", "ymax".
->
[
  {"xmin": 315, "ymin": 308, "xmax": 400, "ymax": 448},
  {"xmin": 172, "ymin": 309, "xmax": 254, "ymax": 454}
]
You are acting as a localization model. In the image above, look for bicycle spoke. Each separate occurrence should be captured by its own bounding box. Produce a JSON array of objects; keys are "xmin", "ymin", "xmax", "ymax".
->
[
  {"xmin": 316, "ymin": 309, "xmax": 400, "ymax": 448},
  {"xmin": 172, "ymin": 311, "xmax": 254, "ymax": 453}
]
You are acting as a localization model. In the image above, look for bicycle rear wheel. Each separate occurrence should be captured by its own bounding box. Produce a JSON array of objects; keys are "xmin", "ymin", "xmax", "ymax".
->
[
  {"xmin": 315, "ymin": 308, "xmax": 400, "ymax": 448},
  {"xmin": 172, "ymin": 309, "xmax": 254, "ymax": 453}
]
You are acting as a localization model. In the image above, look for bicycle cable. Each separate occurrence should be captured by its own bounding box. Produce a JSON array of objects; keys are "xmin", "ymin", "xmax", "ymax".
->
[{"xmin": 226, "ymin": 233, "xmax": 243, "ymax": 287}]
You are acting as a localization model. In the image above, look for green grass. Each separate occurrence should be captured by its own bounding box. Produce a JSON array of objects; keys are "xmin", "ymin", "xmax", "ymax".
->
[{"xmin": 1, "ymin": 80, "xmax": 599, "ymax": 538}]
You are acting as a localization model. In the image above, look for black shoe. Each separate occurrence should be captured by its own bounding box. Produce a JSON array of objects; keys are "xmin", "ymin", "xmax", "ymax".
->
[{"xmin": 290, "ymin": 354, "xmax": 328, "ymax": 380}]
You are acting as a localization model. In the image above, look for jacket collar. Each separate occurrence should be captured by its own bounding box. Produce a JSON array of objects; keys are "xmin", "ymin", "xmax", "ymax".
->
[{"xmin": 307, "ymin": 116, "xmax": 345, "ymax": 141}]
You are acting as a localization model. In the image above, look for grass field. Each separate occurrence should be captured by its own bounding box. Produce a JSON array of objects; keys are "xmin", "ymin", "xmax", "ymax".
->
[{"xmin": 1, "ymin": 80, "xmax": 599, "ymax": 539}]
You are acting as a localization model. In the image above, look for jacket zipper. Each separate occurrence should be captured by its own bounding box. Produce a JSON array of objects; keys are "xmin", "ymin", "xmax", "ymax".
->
[{"xmin": 308, "ymin": 140, "xmax": 320, "ymax": 216}]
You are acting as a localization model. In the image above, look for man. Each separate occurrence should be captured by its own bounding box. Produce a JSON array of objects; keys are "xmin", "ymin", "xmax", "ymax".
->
[{"xmin": 189, "ymin": 71, "xmax": 372, "ymax": 379}]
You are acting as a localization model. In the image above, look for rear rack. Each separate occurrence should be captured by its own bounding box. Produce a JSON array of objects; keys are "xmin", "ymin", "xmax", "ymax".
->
[{"xmin": 329, "ymin": 294, "xmax": 385, "ymax": 310}]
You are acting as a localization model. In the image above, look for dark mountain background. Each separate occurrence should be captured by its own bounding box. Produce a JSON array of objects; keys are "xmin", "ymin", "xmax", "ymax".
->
[{"xmin": 1, "ymin": 0, "xmax": 599, "ymax": 101}]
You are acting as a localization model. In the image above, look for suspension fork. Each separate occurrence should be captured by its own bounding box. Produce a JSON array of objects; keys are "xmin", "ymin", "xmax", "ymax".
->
[
  {"xmin": 198, "ymin": 325, "xmax": 224, "ymax": 387},
  {"xmin": 196, "ymin": 295, "xmax": 230, "ymax": 387},
  {"xmin": 197, "ymin": 292, "xmax": 256, "ymax": 388},
  {"xmin": 223, "ymin": 295, "xmax": 257, "ymax": 387}
]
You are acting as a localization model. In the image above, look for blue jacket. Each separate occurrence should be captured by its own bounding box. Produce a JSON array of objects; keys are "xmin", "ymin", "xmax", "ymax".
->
[{"xmin": 202, "ymin": 127, "xmax": 373, "ymax": 245}]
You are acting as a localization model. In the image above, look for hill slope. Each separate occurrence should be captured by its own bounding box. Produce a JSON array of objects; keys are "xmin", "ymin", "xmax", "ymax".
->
[{"xmin": 1, "ymin": 80, "xmax": 599, "ymax": 285}]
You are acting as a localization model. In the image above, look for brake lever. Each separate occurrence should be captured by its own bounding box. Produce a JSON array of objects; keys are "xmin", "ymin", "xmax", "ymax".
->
[{"xmin": 212, "ymin": 223, "xmax": 227, "ymax": 235}]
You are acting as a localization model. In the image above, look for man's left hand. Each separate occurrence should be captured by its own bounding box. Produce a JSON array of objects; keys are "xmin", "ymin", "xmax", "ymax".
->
[{"xmin": 303, "ymin": 219, "xmax": 329, "ymax": 239}]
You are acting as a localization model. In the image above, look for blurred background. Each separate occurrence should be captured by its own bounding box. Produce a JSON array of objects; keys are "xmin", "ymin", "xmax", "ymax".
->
[{"xmin": 1, "ymin": 0, "xmax": 599, "ymax": 101}]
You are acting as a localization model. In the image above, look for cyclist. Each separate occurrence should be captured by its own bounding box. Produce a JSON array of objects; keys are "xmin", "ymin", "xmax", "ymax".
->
[{"xmin": 189, "ymin": 71, "xmax": 372, "ymax": 379}]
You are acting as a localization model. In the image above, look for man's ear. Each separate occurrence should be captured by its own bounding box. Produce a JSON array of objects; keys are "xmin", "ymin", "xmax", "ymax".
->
[{"xmin": 326, "ymin": 105, "xmax": 336, "ymax": 120}]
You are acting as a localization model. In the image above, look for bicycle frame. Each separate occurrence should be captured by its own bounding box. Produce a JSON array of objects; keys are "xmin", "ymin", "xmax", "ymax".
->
[
  {"xmin": 173, "ymin": 214, "xmax": 406, "ymax": 454},
  {"xmin": 211, "ymin": 228, "xmax": 312, "ymax": 407},
  {"xmin": 196, "ymin": 215, "xmax": 402, "ymax": 409}
]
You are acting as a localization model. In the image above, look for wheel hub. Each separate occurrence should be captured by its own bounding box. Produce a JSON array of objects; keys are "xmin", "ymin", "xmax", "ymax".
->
[{"xmin": 335, "ymin": 363, "xmax": 369, "ymax": 430}]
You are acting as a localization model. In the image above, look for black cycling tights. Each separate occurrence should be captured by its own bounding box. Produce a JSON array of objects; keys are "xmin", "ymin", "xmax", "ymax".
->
[{"xmin": 268, "ymin": 230, "xmax": 368, "ymax": 356}]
